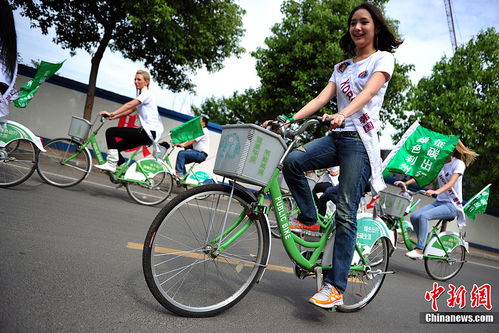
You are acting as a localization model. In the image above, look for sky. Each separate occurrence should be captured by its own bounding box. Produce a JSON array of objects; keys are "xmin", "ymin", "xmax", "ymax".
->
[{"xmin": 13, "ymin": 0, "xmax": 499, "ymax": 147}]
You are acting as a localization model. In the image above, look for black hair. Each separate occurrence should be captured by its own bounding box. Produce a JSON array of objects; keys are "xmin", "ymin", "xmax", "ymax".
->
[
  {"xmin": 0, "ymin": 0, "xmax": 17, "ymax": 77},
  {"xmin": 339, "ymin": 2, "xmax": 402, "ymax": 55},
  {"xmin": 201, "ymin": 115, "xmax": 209, "ymax": 124}
]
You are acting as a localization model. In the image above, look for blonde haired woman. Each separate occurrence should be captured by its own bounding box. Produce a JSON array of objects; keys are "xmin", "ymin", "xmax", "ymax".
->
[
  {"xmin": 395, "ymin": 140, "xmax": 478, "ymax": 259},
  {"xmin": 97, "ymin": 70, "xmax": 163, "ymax": 173}
]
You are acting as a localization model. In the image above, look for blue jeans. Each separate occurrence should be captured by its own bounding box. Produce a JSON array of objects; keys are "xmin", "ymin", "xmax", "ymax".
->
[
  {"xmin": 410, "ymin": 200, "xmax": 457, "ymax": 250},
  {"xmin": 282, "ymin": 133, "xmax": 371, "ymax": 293},
  {"xmin": 175, "ymin": 150, "xmax": 207, "ymax": 175}
]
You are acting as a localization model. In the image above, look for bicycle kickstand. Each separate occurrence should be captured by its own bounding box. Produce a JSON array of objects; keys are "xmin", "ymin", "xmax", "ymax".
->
[{"xmin": 314, "ymin": 266, "xmax": 323, "ymax": 292}]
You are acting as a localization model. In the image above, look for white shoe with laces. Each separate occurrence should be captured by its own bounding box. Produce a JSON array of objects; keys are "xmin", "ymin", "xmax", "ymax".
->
[{"xmin": 309, "ymin": 283, "xmax": 343, "ymax": 309}]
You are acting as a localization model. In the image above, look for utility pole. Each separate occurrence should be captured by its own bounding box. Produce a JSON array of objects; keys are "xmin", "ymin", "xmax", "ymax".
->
[{"xmin": 443, "ymin": 0, "xmax": 457, "ymax": 52}]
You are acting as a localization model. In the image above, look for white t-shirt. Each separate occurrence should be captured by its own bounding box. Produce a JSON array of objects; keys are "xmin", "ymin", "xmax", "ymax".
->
[
  {"xmin": 330, "ymin": 51, "xmax": 395, "ymax": 131},
  {"xmin": 436, "ymin": 157, "xmax": 466, "ymax": 202},
  {"xmin": 193, "ymin": 127, "xmax": 210, "ymax": 155},
  {"xmin": 135, "ymin": 88, "xmax": 163, "ymax": 139}
]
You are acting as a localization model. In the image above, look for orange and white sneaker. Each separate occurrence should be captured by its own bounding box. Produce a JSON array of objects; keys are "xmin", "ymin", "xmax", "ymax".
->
[
  {"xmin": 289, "ymin": 220, "xmax": 321, "ymax": 236},
  {"xmin": 309, "ymin": 283, "xmax": 343, "ymax": 309}
]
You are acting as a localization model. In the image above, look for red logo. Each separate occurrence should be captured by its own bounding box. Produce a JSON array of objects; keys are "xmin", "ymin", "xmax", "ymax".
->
[
  {"xmin": 338, "ymin": 61, "xmax": 350, "ymax": 73},
  {"xmin": 425, "ymin": 282, "xmax": 493, "ymax": 312},
  {"xmin": 358, "ymin": 70, "xmax": 368, "ymax": 78}
]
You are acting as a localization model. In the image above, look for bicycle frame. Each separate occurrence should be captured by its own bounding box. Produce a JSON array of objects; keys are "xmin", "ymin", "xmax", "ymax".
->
[
  {"xmin": 61, "ymin": 119, "xmax": 163, "ymax": 186},
  {"xmin": 211, "ymin": 167, "xmax": 381, "ymax": 275},
  {"xmin": 390, "ymin": 214, "xmax": 468, "ymax": 259}
]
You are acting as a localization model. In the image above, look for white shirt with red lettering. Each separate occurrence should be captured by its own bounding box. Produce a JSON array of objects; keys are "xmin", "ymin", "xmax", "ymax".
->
[{"xmin": 330, "ymin": 51, "xmax": 394, "ymax": 131}]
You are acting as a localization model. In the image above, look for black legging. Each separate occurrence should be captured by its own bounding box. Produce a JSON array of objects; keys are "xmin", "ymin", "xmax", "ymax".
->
[{"xmin": 105, "ymin": 127, "xmax": 156, "ymax": 165}]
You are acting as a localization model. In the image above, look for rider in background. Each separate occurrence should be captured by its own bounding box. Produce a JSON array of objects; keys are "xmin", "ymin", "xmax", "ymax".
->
[
  {"xmin": 395, "ymin": 140, "xmax": 478, "ymax": 260},
  {"xmin": 174, "ymin": 115, "xmax": 210, "ymax": 179},
  {"xmin": 313, "ymin": 167, "xmax": 340, "ymax": 216},
  {"xmin": 0, "ymin": 0, "xmax": 18, "ymax": 117},
  {"xmin": 276, "ymin": 2, "xmax": 402, "ymax": 309},
  {"xmin": 97, "ymin": 70, "xmax": 163, "ymax": 173}
]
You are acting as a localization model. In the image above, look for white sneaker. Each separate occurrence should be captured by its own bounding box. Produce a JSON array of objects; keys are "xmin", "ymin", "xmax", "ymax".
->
[
  {"xmin": 95, "ymin": 162, "xmax": 117, "ymax": 173},
  {"xmin": 405, "ymin": 249, "xmax": 423, "ymax": 260},
  {"xmin": 309, "ymin": 283, "xmax": 343, "ymax": 309}
]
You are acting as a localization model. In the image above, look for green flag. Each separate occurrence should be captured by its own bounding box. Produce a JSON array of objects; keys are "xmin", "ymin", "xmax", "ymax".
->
[
  {"xmin": 382, "ymin": 121, "xmax": 459, "ymax": 187},
  {"xmin": 170, "ymin": 116, "xmax": 204, "ymax": 144},
  {"xmin": 13, "ymin": 60, "xmax": 64, "ymax": 108},
  {"xmin": 464, "ymin": 184, "xmax": 491, "ymax": 220}
]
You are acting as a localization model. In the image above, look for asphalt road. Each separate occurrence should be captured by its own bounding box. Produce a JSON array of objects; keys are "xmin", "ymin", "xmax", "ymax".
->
[{"xmin": 1, "ymin": 173, "xmax": 498, "ymax": 332}]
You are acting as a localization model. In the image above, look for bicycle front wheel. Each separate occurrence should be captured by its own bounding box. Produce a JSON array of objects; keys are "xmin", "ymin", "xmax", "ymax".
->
[
  {"xmin": 424, "ymin": 245, "xmax": 465, "ymax": 281},
  {"xmin": 338, "ymin": 237, "xmax": 390, "ymax": 312},
  {"xmin": 143, "ymin": 184, "xmax": 270, "ymax": 317},
  {"xmin": 0, "ymin": 139, "xmax": 38, "ymax": 187},
  {"xmin": 126, "ymin": 171, "xmax": 173, "ymax": 206},
  {"xmin": 37, "ymin": 138, "xmax": 91, "ymax": 187}
]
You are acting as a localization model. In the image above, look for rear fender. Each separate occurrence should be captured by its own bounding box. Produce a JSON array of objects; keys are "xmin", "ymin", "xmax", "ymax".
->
[
  {"xmin": 0, "ymin": 119, "xmax": 45, "ymax": 151},
  {"xmin": 424, "ymin": 231, "xmax": 469, "ymax": 257}
]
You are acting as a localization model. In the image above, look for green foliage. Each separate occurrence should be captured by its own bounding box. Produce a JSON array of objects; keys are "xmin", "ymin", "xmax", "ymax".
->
[
  {"xmin": 402, "ymin": 28, "xmax": 498, "ymax": 210},
  {"xmin": 12, "ymin": 0, "xmax": 245, "ymax": 119},
  {"xmin": 193, "ymin": 0, "xmax": 411, "ymax": 137}
]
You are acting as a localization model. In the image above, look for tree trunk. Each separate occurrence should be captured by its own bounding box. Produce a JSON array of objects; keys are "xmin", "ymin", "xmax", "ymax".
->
[{"xmin": 83, "ymin": 31, "xmax": 112, "ymax": 121}]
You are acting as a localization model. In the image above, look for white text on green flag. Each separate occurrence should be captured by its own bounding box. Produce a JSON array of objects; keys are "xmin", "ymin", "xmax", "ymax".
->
[
  {"xmin": 382, "ymin": 123, "xmax": 459, "ymax": 187},
  {"xmin": 464, "ymin": 184, "xmax": 491, "ymax": 220}
]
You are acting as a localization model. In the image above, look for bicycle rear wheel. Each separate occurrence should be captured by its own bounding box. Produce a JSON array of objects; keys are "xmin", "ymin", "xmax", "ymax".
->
[
  {"xmin": 337, "ymin": 237, "xmax": 390, "ymax": 312},
  {"xmin": 143, "ymin": 184, "xmax": 270, "ymax": 317},
  {"xmin": 0, "ymin": 139, "xmax": 38, "ymax": 187},
  {"xmin": 37, "ymin": 138, "xmax": 91, "ymax": 187},
  {"xmin": 126, "ymin": 171, "xmax": 173, "ymax": 205},
  {"xmin": 424, "ymin": 245, "xmax": 465, "ymax": 281}
]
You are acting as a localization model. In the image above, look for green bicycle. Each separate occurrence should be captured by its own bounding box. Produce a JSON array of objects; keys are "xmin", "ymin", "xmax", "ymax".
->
[
  {"xmin": 142, "ymin": 118, "xmax": 394, "ymax": 317},
  {"xmin": 36, "ymin": 115, "xmax": 174, "ymax": 205},
  {"xmin": 375, "ymin": 184, "xmax": 468, "ymax": 281}
]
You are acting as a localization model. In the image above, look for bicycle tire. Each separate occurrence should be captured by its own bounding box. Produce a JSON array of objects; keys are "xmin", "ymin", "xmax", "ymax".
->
[
  {"xmin": 337, "ymin": 237, "xmax": 390, "ymax": 312},
  {"xmin": 36, "ymin": 138, "xmax": 91, "ymax": 187},
  {"xmin": 0, "ymin": 139, "xmax": 38, "ymax": 187},
  {"xmin": 424, "ymin": 245, "xmax": 465, "ymax": 281},
  {"xmin": 143, "ymin": 184, "xmax": 270, "ymax": 317},
  {"xmin": 126, "ymin": 171, "xmax": 173, "ymax": 206}
]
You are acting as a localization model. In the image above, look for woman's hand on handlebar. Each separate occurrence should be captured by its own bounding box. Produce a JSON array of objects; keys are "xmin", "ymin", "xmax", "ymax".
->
[
  {"xmin": 423, "ymin": 189, "xmax": 438, "ymax": 197},
  {"xmin": 394, "ymin": 180, "xmax": 408, "ymax": 192},
  {"xmin": 99, "ymin": 111, "xmax": 113, "ymax": 120},
  {"xmin": 322, "ymin": 113, "xmax": 345, "ymax": 130}
]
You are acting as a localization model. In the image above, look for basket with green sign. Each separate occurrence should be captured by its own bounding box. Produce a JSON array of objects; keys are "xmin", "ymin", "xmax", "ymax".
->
[{"xmin": 214, "ymin": 124, "xmax": 286, "ymax": 186}]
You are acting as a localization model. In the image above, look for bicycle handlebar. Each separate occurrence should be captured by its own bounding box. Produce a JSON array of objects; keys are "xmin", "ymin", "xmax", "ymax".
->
[
  {"xmin": 396, "ymin": 182, "xmax": 437, "ymax": 198},
  {"xmin": 267, "ymin": 115, "xmax": 344, "ymax": 139}
]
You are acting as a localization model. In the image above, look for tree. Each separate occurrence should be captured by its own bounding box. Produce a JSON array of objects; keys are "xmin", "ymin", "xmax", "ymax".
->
[
  {"xmin": 193, "ymin": 0, "xmax": 413, "ymax": 136},
  {"xmin": 12, "ymin": 0, "xmax": 245, "ymax": 120},
  {"xmin": 403, "ymin": 28, "xmax": 498, "ymax": 210}
]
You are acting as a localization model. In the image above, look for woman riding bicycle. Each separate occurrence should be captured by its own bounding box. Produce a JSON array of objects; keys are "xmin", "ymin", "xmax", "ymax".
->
[
  {"xmin": 395, "ymin": 140, "xmax": 478, "ymax": 260},
  {"xmin": 96, "ymin": 70, "xmax": 164, "ymax": 173},
  {"xmin": 0, "ymin": 0, "xmax": 18, "ymax": 118},
  {"xmin": 267, "ymin": 2, "xmax": 402, "ymax": 309}
]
